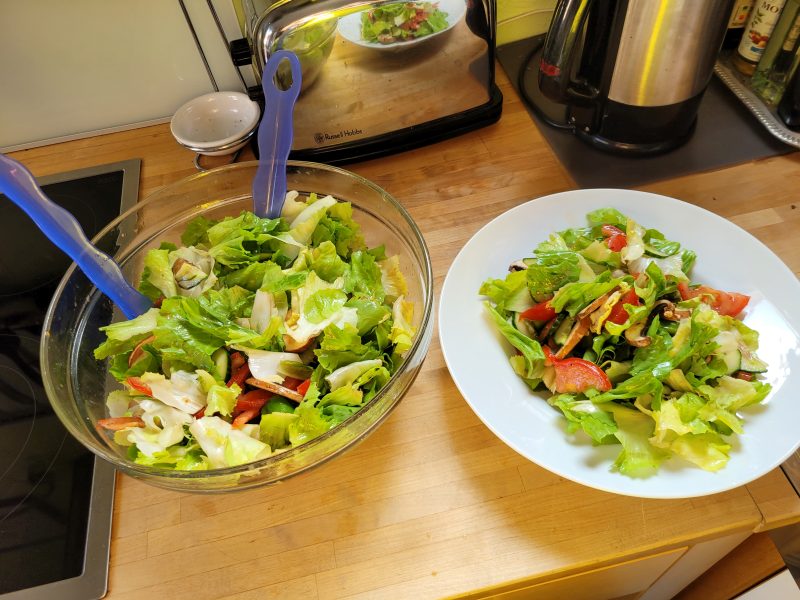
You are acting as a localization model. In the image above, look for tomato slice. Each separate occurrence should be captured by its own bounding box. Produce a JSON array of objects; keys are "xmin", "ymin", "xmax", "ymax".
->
[
  {"xmin": 125, "ymin": 376, "xmax": 152, "ymax": 396},
  {"xmin": 607, "ymin": 289, "xmax": 640, "ymax": 325},
  {"xmin": 601, "ymin": 224, "xmax": 627, "ymax": 252},
  {"xmin": 678, "ymin": 282, "xmax": 750, "ymax": 318},
  {"xmin": 543, "ymin": 346, "xmax": 612, "ymax": 393},
  {"xmin": 281, "ymin": 377, "xmax": 303, "ymax": 391},
  {"xmin": 520, "ymin": 300, "xmax": 557, "ymax": 322}
]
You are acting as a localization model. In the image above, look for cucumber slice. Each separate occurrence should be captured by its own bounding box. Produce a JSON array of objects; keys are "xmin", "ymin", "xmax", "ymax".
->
[
  {"xmin": 714, "ymin": 331, "xmax": 741, "ymax": 375},
  {"xmin": 553, "ymin": 316, "xmax": 575, "ymax": 346},
  {"xmin": 211, "ymin": 348, "xmax": 229, "ymax": 381},
  {"xmin": 739, "ymin": 349, "xmax": 768, "ymax": 373}
]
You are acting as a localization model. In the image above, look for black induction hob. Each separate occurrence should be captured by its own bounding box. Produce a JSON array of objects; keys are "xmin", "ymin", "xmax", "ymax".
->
[{"xmin": 0, "ymin": 159, "xmax": 140, "ymax": 599}]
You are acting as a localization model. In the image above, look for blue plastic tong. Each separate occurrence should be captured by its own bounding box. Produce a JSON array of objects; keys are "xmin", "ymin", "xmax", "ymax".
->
[
  {"xmin": 0, "ymin": 153, "xmax": 152, "ymax": 319},
  {"xmin": 251, "ymin": 50, "xmax": 302, "ymax": 219}
]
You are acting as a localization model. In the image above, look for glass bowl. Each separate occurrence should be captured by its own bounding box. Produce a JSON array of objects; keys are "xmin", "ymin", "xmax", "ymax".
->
[{"xmin": 41, "ymin": 161, "xmax": 433, "ymax": 493}]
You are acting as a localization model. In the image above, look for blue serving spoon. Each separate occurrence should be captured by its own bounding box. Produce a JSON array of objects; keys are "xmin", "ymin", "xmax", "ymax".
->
[
  {"xmin": 0, "ymin": 153, "xmax": 152, "ymax": 319},
  {"xmin": 251, "ymin": 50, "xmax": 302, "ymax": 219}
]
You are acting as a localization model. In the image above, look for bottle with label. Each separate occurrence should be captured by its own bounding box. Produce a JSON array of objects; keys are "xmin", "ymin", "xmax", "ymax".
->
[
  {"xmin": 733, "ymin": 0, "xmax": 788, "ymax": 75},
  {"xmin": 723, "ymin": 0, "xmax": 756, "ymax": 49},
  {"xmin": 751, "ymin": 0, "xmax": 800, "ymax": 103}
]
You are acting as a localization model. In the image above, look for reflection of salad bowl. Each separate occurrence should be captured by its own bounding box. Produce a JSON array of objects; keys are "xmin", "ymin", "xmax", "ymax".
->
[
  {"xmin": 277, "ymin": 17, "xmax": 338, "ymax": 91},
  {"xmin": 41, "ymin": 161, "xmax": 433, "ymax": 492},
  {"xmin": 337, "ymin": 0, "xmax": 466, "ymax": 51}
]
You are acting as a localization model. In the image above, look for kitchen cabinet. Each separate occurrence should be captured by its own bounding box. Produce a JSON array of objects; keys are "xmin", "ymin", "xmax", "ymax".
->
[{"xmin": 8, "ymin": 66, "xmax": 800, "ymax": 599}]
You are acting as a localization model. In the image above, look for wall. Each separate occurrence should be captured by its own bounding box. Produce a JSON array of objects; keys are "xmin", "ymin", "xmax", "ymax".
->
[{"xmin": 0, "ymin": 0, "xmax": 249, "ymax": 152}]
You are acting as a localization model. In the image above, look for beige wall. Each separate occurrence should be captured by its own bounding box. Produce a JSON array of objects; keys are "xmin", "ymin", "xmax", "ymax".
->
[{"xmin": 497, "ymin": 0, "xmax": 557, "ymax": 45}]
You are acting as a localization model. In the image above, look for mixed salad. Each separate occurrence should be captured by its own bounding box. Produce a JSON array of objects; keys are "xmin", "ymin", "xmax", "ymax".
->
[
  {"xmin": 360, "ymin": 2, "xmax": 449, "ymax": 44},
  {"xmin": 93, "ymin": 192, "xmax": 415, "ymax": 471},
  {"xmin": 480, "ymin": 208, "xmax": 771, "ymax": 478}
]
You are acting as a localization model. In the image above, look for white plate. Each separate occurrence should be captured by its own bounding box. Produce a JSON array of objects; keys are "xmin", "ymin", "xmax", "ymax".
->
[
  {"xmin": 337, "ymin": 0, "xmax": 466, "ymax": 51},
  {"xmin": 439, "ymin": 189, "xmax": 800, "ymax": 499}
]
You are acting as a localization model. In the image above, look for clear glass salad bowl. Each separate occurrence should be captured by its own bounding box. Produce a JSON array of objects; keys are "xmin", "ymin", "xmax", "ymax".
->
[{"xmin": 41, "ymin": 161, "xmax": 433, "ymax": 492}]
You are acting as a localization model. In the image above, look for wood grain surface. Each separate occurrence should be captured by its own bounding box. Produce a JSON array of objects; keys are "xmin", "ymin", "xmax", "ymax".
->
[{"xmin": 8, "ymin": 66, "xmax": 800, "ymax": 599}]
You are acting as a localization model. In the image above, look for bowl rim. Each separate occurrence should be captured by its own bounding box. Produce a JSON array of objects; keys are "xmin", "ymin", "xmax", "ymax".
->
[
  {"xmin": 41, "ymin": 160, "xmax": 434, "ymax": 484},
  {"xmin": 170, "ymin": 91, "xmax": 261, "ymax": 150}
]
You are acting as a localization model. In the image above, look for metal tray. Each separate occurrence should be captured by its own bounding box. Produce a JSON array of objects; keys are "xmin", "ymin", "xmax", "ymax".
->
[{"xmin": 715, "ymin": 52, "xmax": 800, "ymax": 149}]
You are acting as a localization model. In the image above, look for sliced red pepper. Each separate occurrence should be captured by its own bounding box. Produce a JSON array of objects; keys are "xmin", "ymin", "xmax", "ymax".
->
[
  {"xmin": 677, "ymin": 282, "xmax": 750, "ymax": 318},
  {"xmin": 233, "ymin": 389, "xmax": 272, "ymax": 416},
  {"xmin": 230, "ymin": 351, "xmax": 246, "ymax": 371},
  {"xmin": 296, "ymin": 378, "xmax": 311, "ymax": 398},
  {"xmin": 281, "ymin": 377, "xmax": 303, "ymax": 391},
  {"xmin": 125, "ymin": 376, "xmax": 152, "ymax": 396},
  {"xmin": 543, "ymin": 346, "xmax": 612, "ymax": 393},
  {"xmin": 607, "ymin": 289, "xmax": 640, "ymax": 325},
  {"xmin": 232, "ymin": 408, "xmax": 260, "ymax": 429},
  {"xmin": 128, "ymin": 335, "xmax": 156, "ymax": 368},
  {"xmin": 520, "ymin": 300, "xmax": 557, "ymax": 322},
  {"xmin": 227, "ymin": 357, "xmax": 251, "ymax": 388}
]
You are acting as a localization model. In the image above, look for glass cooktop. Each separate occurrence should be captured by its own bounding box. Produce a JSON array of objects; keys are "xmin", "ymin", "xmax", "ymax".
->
[{"xmin": 0, "ymin": 159, "xmax": 140, "ymax": 599}]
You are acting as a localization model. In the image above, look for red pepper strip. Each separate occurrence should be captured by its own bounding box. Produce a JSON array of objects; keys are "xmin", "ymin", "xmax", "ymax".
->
[
  {"xmin": 97, "ymin": 416, "xmax": 145, "ymax": 431},
  {"xmin": 232, "ymin": 408, "xmax": 260, "ymax": 429},
  {"xmin": 227, "ymin": 362, "xmax": 251, "ymax": 388},
  {"xmin": 296, "ymin": 378, "xmax": 311, "ymax": 398},
  {"xmin": 194, "ymin": 407, "xmax": 206, "ymax": 419},
  {"xmin": 128, "ymin": 335, "xmax": 156, "ymax": 368},
  {"xmin": 233, "ymin": 389, "xmax": 272, "ymax": 417},
  {"xmin": 230, "ymin": 351, "xmax": 246, "ymax": 372},
  {"xmin": 281, "ymin": 377, "xmax": 303, "ymax": 390},
  {"xmin": 125, "ymin": 376, "xmax": 152, "ymax": 396}
]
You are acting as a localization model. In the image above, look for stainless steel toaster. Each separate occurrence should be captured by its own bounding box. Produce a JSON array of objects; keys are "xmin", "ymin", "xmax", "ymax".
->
[{"xmin": 230, "ymin": 0, "xmax": 502, "ymax": 162}]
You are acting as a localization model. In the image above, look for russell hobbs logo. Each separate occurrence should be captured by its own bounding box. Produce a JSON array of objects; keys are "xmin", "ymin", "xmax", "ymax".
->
[{"xmin": 313, "ymin": 128, "xmax": 363, "ymax": 144}]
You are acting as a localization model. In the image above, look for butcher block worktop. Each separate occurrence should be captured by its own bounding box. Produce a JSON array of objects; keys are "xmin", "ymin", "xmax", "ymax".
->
[{"xmin": 9, "ymin": 69, "xmax": 800, "ymax": 599}]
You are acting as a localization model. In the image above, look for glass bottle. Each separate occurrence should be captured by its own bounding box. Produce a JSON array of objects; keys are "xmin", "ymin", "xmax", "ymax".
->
[
  {"xmin": 778, "ymin": 59, "xmax": 800, "ymax": 127},
  {"xmin": 733, "ymin": 0, "xmax": 788, "ymax": 75},
  {"xmin": 723, "ymin": 0, "xmax": 756, "ymax": 49},
  {"xmin": 751, "ymin": 0, "xmax": 800, "ymax": 103}
]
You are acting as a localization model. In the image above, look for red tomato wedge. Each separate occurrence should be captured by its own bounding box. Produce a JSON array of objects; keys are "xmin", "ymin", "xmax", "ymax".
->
[
  {"xmin": 601, "ymin": 224, "xmax": 627, "ymax": 252},
  {"xmin": 677, "ymin": 282, "xmax": 750, "ymax": 318},
  {"xmin": 607, "ymin": 289, "xmax": 640, "ymax": 325},
  {"xmin": 125, "ymin": 376, "xmax": 152, "ymax": 396},
  {"xmin": 543, "ymin": 347, "xmax": 612, "ymax": 393},
  {"xmin": 520, "ymin": 300, "xmax": 557, "ymax": 322}
]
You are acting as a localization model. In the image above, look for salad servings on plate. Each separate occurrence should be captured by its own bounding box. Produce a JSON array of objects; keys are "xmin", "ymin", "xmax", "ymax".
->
[
  {"xmin": 480, "ymin": 207, "xmax": 770, "ymax": 478},
  {"xmin": 93, "ymin": 191, "xmax": 415, "ymax": 471},
  {"xmin": 360, "ymin": 2, "xmax": 449, "ymax": 44}
]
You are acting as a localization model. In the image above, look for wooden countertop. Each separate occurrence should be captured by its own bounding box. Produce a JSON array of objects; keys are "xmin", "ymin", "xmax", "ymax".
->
[{"xmin": 9, "ymin": 68, "xmax": 800, "ymax": 599}]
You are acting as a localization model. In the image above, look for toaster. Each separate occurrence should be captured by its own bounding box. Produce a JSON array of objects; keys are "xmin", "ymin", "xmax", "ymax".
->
[{"xmin": 230, "ymin": 0, "xmax": 502, "ymax": 163}]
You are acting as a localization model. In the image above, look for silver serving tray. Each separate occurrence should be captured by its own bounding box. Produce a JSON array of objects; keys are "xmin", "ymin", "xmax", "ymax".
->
[{"xmin": 715, "ymin": 52, "xmax": 800, "ymax": 149}]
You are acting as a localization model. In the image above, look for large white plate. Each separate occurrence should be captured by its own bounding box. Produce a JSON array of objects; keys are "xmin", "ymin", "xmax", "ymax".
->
[
  {"xmin": 439, "ymin": 189, "xmax": 800, "ymax": 499},
  {"xmin": 337, "ymin": 0, "xmax": 466, "ymax": 51}
]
